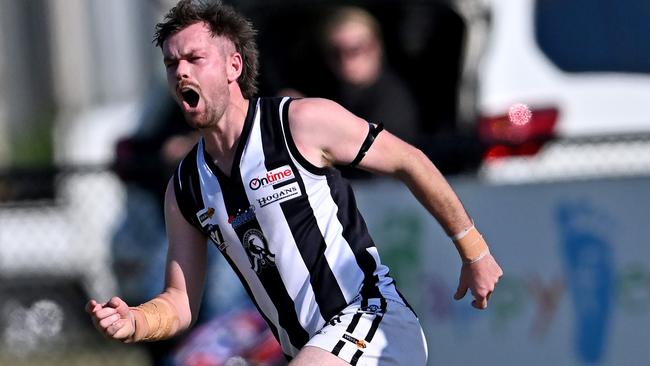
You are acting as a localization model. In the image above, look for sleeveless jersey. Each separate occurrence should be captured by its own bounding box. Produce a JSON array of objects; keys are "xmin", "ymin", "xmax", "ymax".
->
[{"xmin": 173, "ymin": 97, "xmax": 406, "ymax": 358}]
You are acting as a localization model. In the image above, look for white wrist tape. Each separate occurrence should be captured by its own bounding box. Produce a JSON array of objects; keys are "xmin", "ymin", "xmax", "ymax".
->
[{"xmin": 450, "ymin": 224, "xmax": 475, "ymax": 241}]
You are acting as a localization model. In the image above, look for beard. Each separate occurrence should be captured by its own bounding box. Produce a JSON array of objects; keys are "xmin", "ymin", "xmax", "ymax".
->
[
  {"xmin": 183, "ymin": 107, "xmax": 217, "ymax": 129},
  {"xmin": 182, "ymin": 93, "xmax": 228, "ymax": 130}
]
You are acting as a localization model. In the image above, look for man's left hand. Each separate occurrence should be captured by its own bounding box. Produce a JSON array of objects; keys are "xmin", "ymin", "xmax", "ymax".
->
[{"xmin": 453, "ymin": 254, "xmax": 503, "ymax": 309}]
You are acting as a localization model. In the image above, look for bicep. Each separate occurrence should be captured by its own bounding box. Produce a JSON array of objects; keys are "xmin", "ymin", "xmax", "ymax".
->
[
  {"xmin": 288, "ymin": 98, "xmax": 422, "ymax": 174},
  {"xmin": 288, "ymin": 98, "xmax": 371, "ymax": 167},
  {"xmin": 356, "ymin": 127, "xmax": 425, "ymax": 177},
  {"xmin": 163, "ymin": 179, "xmax": 207, "ymax": 322}
]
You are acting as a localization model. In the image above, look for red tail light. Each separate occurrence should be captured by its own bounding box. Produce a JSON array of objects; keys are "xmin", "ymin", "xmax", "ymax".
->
[{"xmin": 479, "ymin": 107, "xmax": 559, "ymax": 160}]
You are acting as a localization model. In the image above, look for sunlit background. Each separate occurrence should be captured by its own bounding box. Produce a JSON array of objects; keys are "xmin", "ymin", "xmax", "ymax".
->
[{"xmin": 1, "ymin": 0, "xmax": 649, "ymax": 365}]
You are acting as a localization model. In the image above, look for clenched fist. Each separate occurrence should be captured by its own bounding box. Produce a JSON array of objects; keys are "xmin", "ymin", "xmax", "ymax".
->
[{"xmin": 86, "ymin": 297, "xmax": 135, "ymax": 342}]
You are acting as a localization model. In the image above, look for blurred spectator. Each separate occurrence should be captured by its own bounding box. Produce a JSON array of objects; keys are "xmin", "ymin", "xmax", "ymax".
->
[
  {"xmin": 262, "ymin": 2, "xmax": 482, "ymax": 175},
  {"xmin": 280, "ymin": 6, "xmax": 420, "ymax": 145},
  {"xmin": 320, "ymin": 6, "xmax": 420, "ymax": 144}
]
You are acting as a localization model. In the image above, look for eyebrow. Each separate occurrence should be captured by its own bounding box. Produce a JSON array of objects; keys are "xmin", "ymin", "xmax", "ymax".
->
[{"xmin": 163, "ymin": 48, "xmax": 205, "ymax": 63}]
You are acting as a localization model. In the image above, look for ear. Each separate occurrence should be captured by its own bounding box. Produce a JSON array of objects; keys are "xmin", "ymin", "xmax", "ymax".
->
[{"xmin": 226, "ymin": 52, "xmax": 243, "ymax": 83}]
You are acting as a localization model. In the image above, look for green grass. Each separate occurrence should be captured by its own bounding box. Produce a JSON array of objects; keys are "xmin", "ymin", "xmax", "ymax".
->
[{"xmin": 0, "ymin": 344, "xmax": 150, "ymax": 366}]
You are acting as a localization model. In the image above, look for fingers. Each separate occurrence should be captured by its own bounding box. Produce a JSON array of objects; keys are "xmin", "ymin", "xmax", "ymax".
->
[
  {"xmin": 471, "ymin": 292, "xmax": 490, "ymax": 310},
  {"xmin": 85, "ymin": 299, "xmax": 101, "ymax": 314},
  {"xmin": 98, "ymin": 313, "xmax": 122, "ymax": 329},
  {"xmin": 102, "ymin": 318, "xmax": 133, "ymax": 340},
  {"xmin": 88, "ymin": 304, "xmax": 117, "ymax": 332},
  {"xmin": 87, "ymin": 297, "xmax": 133, "ymax": 340},
  {"xmin": 108, "ymin": 297, "xmax": 131, "ymax": 318},
  {"xmin": 455, "ymin": 254, "xmax": 504, "ymax": 310},
  {"xmin": 454, "ymin": 284, "xmax": 468, "ymax": 300},
  {"xmin": 110, "ymin": 319, "xmax": 136, "ymax": 340}
]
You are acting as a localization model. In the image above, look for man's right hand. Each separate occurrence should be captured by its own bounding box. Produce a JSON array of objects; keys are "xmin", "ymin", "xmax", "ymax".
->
[{"xmin": 85, "ymin": 297, "xmax": 135, "ymax": 342}]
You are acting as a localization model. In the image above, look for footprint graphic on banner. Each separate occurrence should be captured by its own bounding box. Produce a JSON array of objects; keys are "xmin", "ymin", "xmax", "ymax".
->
[{"xmin": 556, "ymin": 201, "xmax": 615, "ymax": 365}]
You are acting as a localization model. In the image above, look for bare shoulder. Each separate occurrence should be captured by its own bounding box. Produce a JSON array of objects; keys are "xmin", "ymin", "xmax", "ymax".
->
[
  {"xmin": 288, "ymin": 97, "xmax": 336, "ymax": 116},
  {"xmin": 287, "ymin": 98, "xmax": 369, "ymax": 166},
  {"xmin": 287, "ymin": 98, "xmax": 347, "ymax": 130}
]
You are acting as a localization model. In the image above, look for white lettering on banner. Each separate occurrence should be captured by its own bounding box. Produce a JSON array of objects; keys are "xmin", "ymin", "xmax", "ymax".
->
[{"xmin": 256, "ymin": 182, "xmax": 301, "ymax": 208}]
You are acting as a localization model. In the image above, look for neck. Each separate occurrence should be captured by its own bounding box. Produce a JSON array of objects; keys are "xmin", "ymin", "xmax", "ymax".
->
[{"xmin": 202, "ymin": 92, "xmax": 250, "ymax": 173}]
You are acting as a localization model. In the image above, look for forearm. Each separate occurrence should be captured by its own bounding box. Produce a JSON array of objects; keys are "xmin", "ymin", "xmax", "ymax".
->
[
  {"xmin": 397, "ymin": 149, "xmax": 472, "ymax": 235},
  {"xmin": 396, "ymin": 149, "xmax": 490, "ymax": 262}
]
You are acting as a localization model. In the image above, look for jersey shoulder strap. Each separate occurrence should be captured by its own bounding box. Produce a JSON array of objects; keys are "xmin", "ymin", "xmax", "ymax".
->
[{"xmin": 172, "ymin": 143, "xmax": 204, "ymax": 229}]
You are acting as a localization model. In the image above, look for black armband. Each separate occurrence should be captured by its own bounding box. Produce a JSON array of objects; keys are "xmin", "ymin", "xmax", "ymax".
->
[{"xmin": 349, "ymin": 122, "xmax": 384, "ymax": 167}]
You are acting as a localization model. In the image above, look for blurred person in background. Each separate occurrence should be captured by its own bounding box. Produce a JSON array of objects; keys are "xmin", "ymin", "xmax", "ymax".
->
[
  {"xmin": 87, "ymin": 1, "xmax": 502, "ymax": 365},
  {"xmin": 321, "ymin": 6, "xmax": 420, "ymax": 145},
  {"xmin": 281, "ymin": 6, "xmax": 420, "ymax": 146},
  {"xmin": 280, "ymin": 6, "xmax": 421, "ymax": 180}
]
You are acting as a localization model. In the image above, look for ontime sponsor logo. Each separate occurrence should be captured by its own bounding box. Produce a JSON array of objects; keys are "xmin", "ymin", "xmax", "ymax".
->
[{"xmin": 249, "ymin": 165, "xmax": 294, "ymax": 190}]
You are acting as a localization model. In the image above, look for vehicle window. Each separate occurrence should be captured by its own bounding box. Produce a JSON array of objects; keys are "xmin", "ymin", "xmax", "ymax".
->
[{"xmin": 534, "ymin": 0, "xmax": 650, "ymax": 74}]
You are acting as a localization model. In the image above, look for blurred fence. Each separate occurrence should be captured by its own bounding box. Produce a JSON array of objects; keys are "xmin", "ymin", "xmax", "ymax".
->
[{"xmin": 0, "ymin": 166, "xmax": 150, "ymax": 365}]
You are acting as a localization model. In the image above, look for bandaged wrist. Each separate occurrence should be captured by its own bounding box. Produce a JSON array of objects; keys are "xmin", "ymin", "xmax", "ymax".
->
[
  {"xmin": 452, "ymin": 226, "xmax": 490, "ymax": 264},
  {"xmin": 450, "ymin": 224, "xmax": 475, "ymax": 241},
  {"xmin": 129, "ymin": 297, "xmax": 180, "ymax": 342}
]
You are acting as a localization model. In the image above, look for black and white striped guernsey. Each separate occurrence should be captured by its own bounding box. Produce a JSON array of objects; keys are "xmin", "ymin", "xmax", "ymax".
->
[{"xmin": 173, "ymin": 97, "xmax": 407, "ymax": 358}]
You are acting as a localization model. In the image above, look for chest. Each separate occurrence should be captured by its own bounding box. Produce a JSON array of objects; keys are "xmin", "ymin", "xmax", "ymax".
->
[{"xmin": 198, "ymin": 160, "xmax": 304, "ymax": 240}]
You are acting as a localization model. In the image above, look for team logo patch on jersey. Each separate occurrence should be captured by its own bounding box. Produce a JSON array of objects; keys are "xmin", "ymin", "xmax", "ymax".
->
[
  {"xmin": 256, "ymin": 182, "xmax": 302, "ymax": 208},
  {"xmin": 242, "ymin": 228, "xmax": 276, "ymax": 274},
  {"xmin": 197, "ymin": 207, "xmax": 215, "ymax": 224},
  {"xmin": 207, "ymin": 224, "xmax": 228, "ymax": 251},
  {"xmin": 228, "ymin": 205, "xmax": 256, "ymax": 230},
  {"xmin": 248, "ymin": 165, "xmax": 295, "ymax": 190}
]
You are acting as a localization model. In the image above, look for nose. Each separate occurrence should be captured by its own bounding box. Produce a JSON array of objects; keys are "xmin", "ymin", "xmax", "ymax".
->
[{"xmin": 175, "ymin": 60, "xmax": 191, "ymax": 81}]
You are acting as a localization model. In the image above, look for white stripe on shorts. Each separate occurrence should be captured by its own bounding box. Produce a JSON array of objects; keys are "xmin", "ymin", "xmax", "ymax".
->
[{"xmin": 306, "ymin": 298, "xmax": 428, "ymax": 366}]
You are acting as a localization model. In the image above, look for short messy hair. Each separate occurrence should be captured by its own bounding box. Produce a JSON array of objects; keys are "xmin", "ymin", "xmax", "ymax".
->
[{"xmin": 154, "ymin": 0, "xmax": 259, "ymax": 97}]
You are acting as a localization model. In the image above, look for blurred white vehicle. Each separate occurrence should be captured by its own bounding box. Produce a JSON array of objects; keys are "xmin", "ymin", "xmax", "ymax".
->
[{"xmin": 475, "ymin": 0, "xmax": 650, "ymax": 183}]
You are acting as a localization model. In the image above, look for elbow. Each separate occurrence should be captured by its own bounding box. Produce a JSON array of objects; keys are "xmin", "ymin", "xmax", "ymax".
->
[{"xmin": 395, "ymin": 146, "xmax": 430, "ymax": 181}]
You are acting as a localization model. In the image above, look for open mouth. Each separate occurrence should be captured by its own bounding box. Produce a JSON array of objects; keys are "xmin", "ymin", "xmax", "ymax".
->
[{"xmin": 181, "ymin": 88, "xmax": 200, "ymax": 108}]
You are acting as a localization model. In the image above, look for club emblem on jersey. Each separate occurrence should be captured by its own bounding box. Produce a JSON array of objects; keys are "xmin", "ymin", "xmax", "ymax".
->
[{"xmin": 242, "ymin": 228, "xmax": 275, "ymax": 274}]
